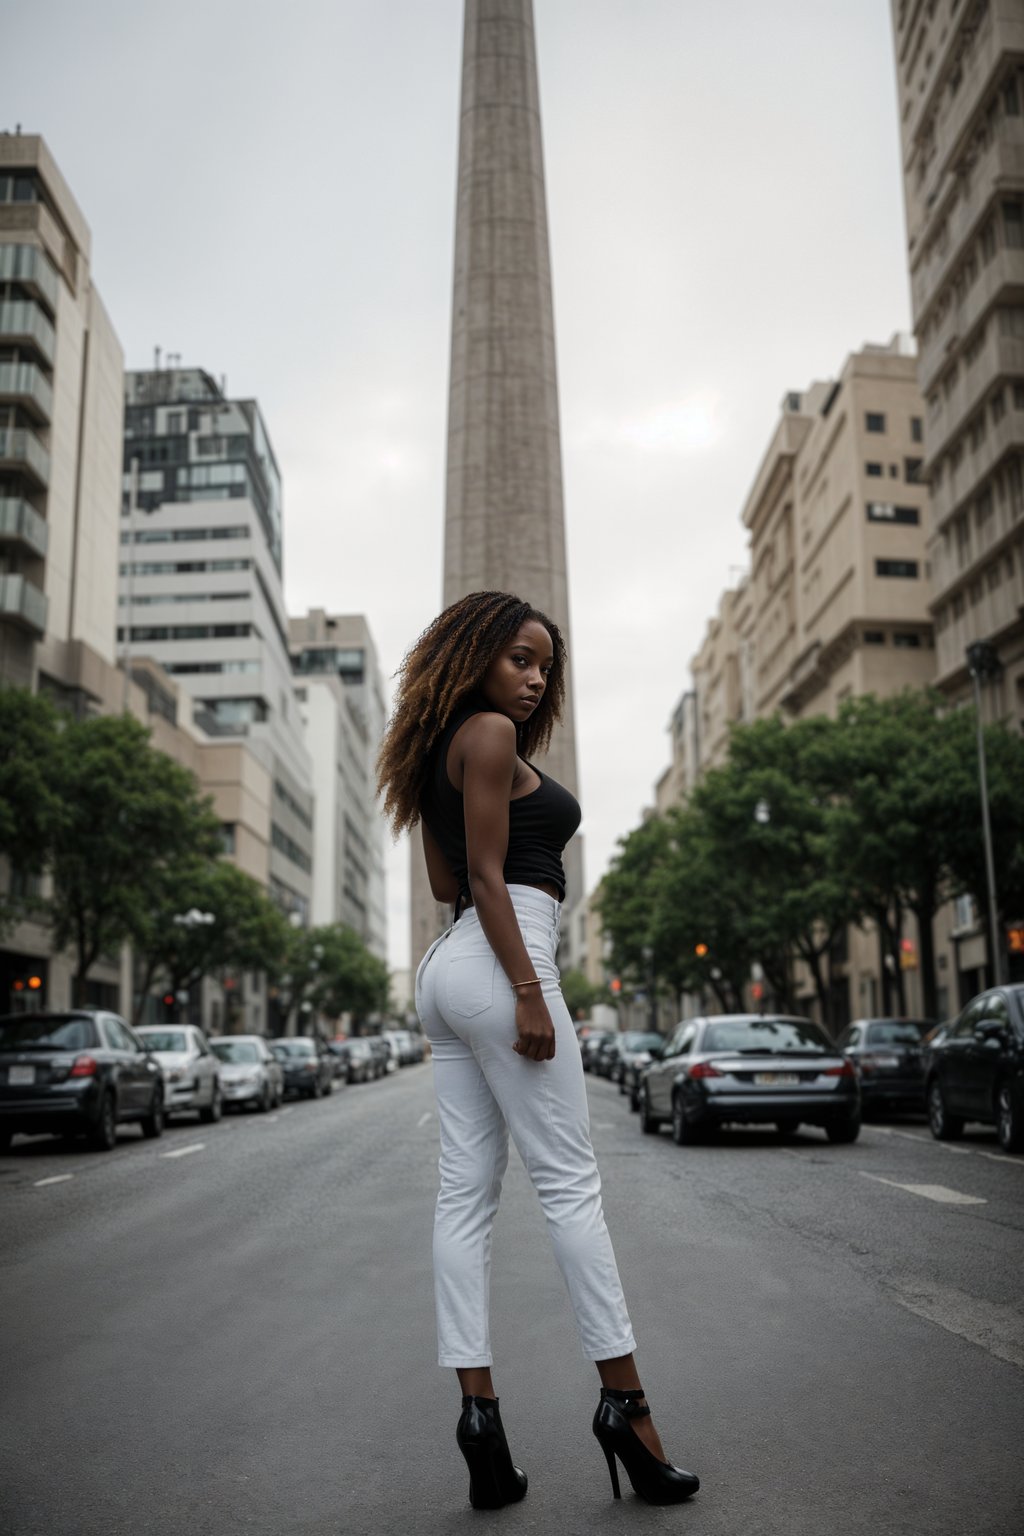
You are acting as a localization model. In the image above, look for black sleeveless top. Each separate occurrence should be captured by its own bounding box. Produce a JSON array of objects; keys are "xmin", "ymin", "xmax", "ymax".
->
[{"xmin": 420, "ymin": 693, "xmax": 581, "ymax": 903}]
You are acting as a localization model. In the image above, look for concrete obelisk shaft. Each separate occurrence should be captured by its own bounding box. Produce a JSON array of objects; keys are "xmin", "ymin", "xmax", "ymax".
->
[{"xmin": 410, "ymin": 0, "xmax": 582, "ymax": 970}]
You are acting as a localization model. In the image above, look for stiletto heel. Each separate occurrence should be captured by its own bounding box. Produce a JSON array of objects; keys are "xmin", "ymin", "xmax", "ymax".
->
[
  {"xmin": 592, "ymin": 1386, "xmax": 699, "ymax": 1505},
  {"xmin": 456, "ymin": 1395, "xmax": 528, "ymax": 1510},
  {"xmin": 601, "ymin": 1441, "xmax": 622, "ymax": 1499}
]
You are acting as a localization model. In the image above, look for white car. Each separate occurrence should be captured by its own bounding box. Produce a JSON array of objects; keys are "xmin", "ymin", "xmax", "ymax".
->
[
  {"xmin": 135, "ymin": 1024, "xmax": 222, "ymax": 1124},
  {"xmin": 209, "ymin": 1035, "xmax": 283, "ymax": 1112}
]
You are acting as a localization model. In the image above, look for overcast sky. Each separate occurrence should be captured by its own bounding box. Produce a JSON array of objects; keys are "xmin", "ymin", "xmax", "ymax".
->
[{"xmin": 6, "ymin": 0, "xmax": 913, "ymax": 968}]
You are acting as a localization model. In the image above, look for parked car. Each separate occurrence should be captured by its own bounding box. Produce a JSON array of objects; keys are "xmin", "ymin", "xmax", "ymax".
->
[
  {"xmin": 835, "ymin": 1017, "xmax": 934, "ymax": 1116},
  {"xmin": 613, "ymin": 1031, "xmax": 665, "ymax": 1095},
  {"xmin": 640, "ymin": 1014, "xmax": 861, "ymax": 1145},
  {"xmin": 324, "ymin": 1041, "xmax": 350, "ymax": 1082},
  {"xmin": 579, "ymin": 1030, "xmax": 613, "ymax": 1073},
  {"xmin": 594, "ymin": 1035, "xmax": 625, "ymax": 1079},
  {"xmin": 210, "ymin": 1035, "xmax": 282, "ymax": 1112},
  {"xmin": 0, "ymin": 1009, "xmax": 164, "ymax": 1152},
  {"xmin": 380, "ymin": 1032, "xmax": 404, "ymax": 1072},
  {"xmin": 136, "ymin": 1024, "xmax": 222, "ymax": 1124},
  {"xmin": 336, "ymin": 1037, "xmax": 377, "ymax": 1084},
  {"xmin": 271, "ymin": 1037, "xmax": 335, "ymax": 1099},
  {"xmin": 925, "ymin": 985, "xmax": 1024, "ymax": 1152}
]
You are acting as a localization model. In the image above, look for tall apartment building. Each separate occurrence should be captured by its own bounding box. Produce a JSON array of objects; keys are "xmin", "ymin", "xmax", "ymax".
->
[
  {"xmin": 0, "ymin": 132, "xmax": 123, "ymax": 701},
  {"xmin": 890, "ymin": 0, "xmax": 1024, "ymax": 717},
  {"xmin": 653, "ymin": 340, "xmax": 937, "ymax": 1023},
  {"xmin": 118, "ymin": 366, "xmax": 315, "ymax": 927},
  {"xmin": 289, "ymin": 610, "xmax": 388, "ymax": 960}
]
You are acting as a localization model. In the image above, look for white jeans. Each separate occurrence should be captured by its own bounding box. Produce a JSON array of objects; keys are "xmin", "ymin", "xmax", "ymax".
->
[{"xmin": 415, "ymin": 884, "xmax": 637, "ymax": 1368}]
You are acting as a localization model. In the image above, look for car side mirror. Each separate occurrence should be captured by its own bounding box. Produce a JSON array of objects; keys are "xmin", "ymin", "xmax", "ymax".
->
[
  {"xmin": 977, "ymin": 1020, "xmax": 1007, "ymax": 1043},
  {"xmin": 648, "ymin": 1044, "xmax": 664, "ymax": 1060}
]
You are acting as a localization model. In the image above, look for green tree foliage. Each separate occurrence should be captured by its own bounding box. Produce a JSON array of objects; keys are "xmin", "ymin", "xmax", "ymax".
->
[
  {"xmin": 268, "ymin": 923, "xmax": 389, "ymax": 1034},
  {"xmin": 47, "ymin": 712, "xmax": 222, "ymax": 1003},
  {"xmin": 0, "ymin": 689, "xmax": 62, "ymax": 936},
  {"xmin": 560, "ymin": 967, "xmax": 597, "ymax": 1019}
]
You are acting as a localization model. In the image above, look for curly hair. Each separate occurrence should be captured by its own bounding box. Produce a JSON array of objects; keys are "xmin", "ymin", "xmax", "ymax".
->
[{"xmin": 376, "ymin": 590, "xmax": 566, "ymax": 835}]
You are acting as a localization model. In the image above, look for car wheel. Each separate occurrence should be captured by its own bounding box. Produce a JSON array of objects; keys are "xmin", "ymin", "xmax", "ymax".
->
[
  {"xmin": 199, "ymin": 1085, "xmax": 222, "ymax": 1125},
  {"xmin": 825, "ymin": 1114, "xmax": 861, "ymax": 1144},
  {"xmin": 0, "ymin": 1128, "xmax": 12, "ymax": 1153},
  {"xmin": 927, "ymin": 1079, "xmax": 963, "ymax": 1141},
  {"xmin": 996, "ymin": 1080, "xmax": 1024, "ymax": 1154},
  {"xmin": 325, "ymin": 1078, "xmax": 334, "ymax": 1096},
  {"xmin": 671, "ymin": 1095, "xmax": 699, "ymax": 1146},
  {"xmin": 775, "ymin": 1119, "xmax": 801, "ymax": 1139},
  {"xmin": 311, "ymin": 1079, "xmax": 322, "ymax": 1099},
  {"xmin": 141, "ymin": 1088, "xmax": 164, "ymax": 1140},
  {"xmin": 258, "ymin": 1084, "xmax": 272, "ymax": 1113},
  {"xmin": 274, "ymin": 1086, "xmax": 284, "ymax": 1109},
  {"xmin": 640, "ymin": 1090, "xmax": 659, "ymax": 1136},
  {"xmin": 89, "ymin": 1092, "xmax": 118, "ymax": 1151},
  {"xmin": 629, "ymin": 1087, "xmax": 640, "ymax": 1113}
]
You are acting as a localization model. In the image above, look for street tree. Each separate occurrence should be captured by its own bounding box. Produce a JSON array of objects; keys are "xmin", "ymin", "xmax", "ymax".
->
[{"xmin": 0, "ymin": 688, "xmax": 62, "ymax": 937}]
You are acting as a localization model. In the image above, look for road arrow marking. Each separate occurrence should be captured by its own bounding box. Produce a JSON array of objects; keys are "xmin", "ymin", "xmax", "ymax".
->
[
  {"xmin": 416, "ymin": 1111, "xmax": 433, "ymax": 1127},
  {"xmin": 161, "ymin": 1143, "xmax": 205, "ymax": 1159},
  {"xmin": 860, "ymin": 1173, "xmax": 986, "ymax": 1204}
]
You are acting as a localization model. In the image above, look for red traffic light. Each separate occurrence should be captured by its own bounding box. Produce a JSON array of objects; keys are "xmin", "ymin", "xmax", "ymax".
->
[
  {"xmin": 162, "ymin": 993, "xmax": 175, "ymax": 1007},
  {"xmin": 694, "ymin": 943, "xmax": 709, "ymax": 958},
  {"xmin": 609, "ymin": 977, "xmax": 622, "ymax": 994}
]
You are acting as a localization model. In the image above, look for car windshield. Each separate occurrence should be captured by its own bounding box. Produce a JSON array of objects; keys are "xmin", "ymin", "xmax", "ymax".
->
[
  {"xmin": 704, "ymin": 1019, "xmax": 830, "ymax": 1054},
  {"xmin": 273, "ymin": 1039, "xmax": 315, "ymax": 1056},
  {"xmin": 0, "ymin": 1014, "xmax": 98, "ymax": 1051},
  {"xmin": 211, "ymin": 1041, "xmax": 260, "ymax": 1064},
  {"xmin": 621, "ymin": 1033, "xmax": 663, "ymax": 1052},
  {"xmin": 867, "ymin": 1021, "xmax": 929, "ymax": 1046},
  {"xmin": 139, "ymin": 1030, "xmax": 188, "ymax": 1053}
]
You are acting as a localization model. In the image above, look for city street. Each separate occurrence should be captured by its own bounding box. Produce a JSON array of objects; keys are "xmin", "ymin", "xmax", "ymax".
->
[{"xmin": 1, "ymin": 1065, "xmax": 1022, "ymax": 1536}]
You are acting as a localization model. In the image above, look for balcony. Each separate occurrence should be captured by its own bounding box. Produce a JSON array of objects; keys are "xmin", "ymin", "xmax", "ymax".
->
[
  {"xmin": 912, "ymin": 127, "xmax": 1024, "ymax": 320},
  {"xmin": 931, "ymin": 10, "xmax": 1024, "ymax": 192},
  {"xmin": 0, "ymin": 497, "xmax": 48, "ymax": 558},
  {"xmin": 930, "ymin": 411, "xmax": 1022, "ymax": 527},
  {"xmin": 0, "ymin": 242, "xmax": 59, "ymax": 312},
  {"xmin": 918, "ymin": 247, "xmax": 1024, "ymax": 393},
  {"xmin": 0, "ymin": 573, "xmax": 47, "ymax": 637},
  {"xmin": 0, "ymin": 361, "xmax": 53, "ymax": 425},
  {"xmin": 0, "ymin": 427, "xmax": 50, "ymax": 488},
  {"xmin": 0, "ymin": 299, "xmax": 56, "ymax": 364},
  {"xmin": 925, "ymin": 330, "xmax": 1024, "ymax": 462}
]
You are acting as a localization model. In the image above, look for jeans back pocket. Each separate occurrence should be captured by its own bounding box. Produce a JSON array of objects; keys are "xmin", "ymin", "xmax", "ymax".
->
[{"xmin": 445, "ymin": 952, "xmax": 497, "ymax": 1019}]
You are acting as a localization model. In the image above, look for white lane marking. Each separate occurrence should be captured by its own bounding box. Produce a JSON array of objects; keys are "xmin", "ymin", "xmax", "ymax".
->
[
  {"xmin": 860, "ymin": 1173, "xmax": 986, "ymax": 1205},
  {"xmin": 886, "ymin": 1278, "xmax": 1024, "ymax": 1371},
  {"xmin": 278, "ymin": 1107, "xmax": 293, "ymax": 1116},
  {"xmin": 161, "ymin": 1143, "xmax": 205, "ymax": 1159},
  {"xmin": 34, "ymin": 1174, "xmax": 73, "ymax": 1187},
  {"xmin": 936, "ymin": 1143, "xmax": 973, "ymax": 1155},
  {"xmin": 888, "ymin": 1130, "xmax": 931, "ymax": 1143},
  {"xmin": 979, "ymin": 1151, "xmax": 1023, "ymax": 1167},
  {"xmin": 416, "ymin": 1111, "xmax": 433, "ymax": 1127}
]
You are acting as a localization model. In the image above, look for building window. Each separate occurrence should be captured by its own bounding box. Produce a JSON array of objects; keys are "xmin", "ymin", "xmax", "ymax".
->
[
  {"xmin": 866, "ymin": 412, "xmax": 886, "ymax": 433},
  {"xmin": 864, "ymin": 630, "xmax": 886, "ymax": 645},
  {"xmin": 1014, "ymin": 383, "xmax": 1024, "ymax": 410},
  {"xmin": 220, "ymin": 823, "xmax": 236, "ymax": 854},
  {"xmin": 867, "ymin": 503, "xmax": 920, "ymax": 525},
  {"xmin": 910, "ymin": 416, "xmax": 923, "ymax": 442},
  {"xmin": 1004, "ymin": 201, "xmax": 1024, "ymax": 250},
  {"xmin": 875, "ymin": 559, "xmax": 919, "ymax": 578},
  {"xmin": 904, "ymin": 458, "xmax": 924, "ymax": 483},
  {"xmin": 866, "ymin": 462, "xmax": 883, "ymax": 477},
  {"xmin": 893, "ymin": 633, "xmax": 921, "ymax": 648}
]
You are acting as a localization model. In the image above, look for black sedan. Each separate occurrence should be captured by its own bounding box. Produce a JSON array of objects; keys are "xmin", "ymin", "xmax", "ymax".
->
[
  {"xmin": 639, "ymin": 1014, "xmax": 860, "ymax": 1144},
  {"xmin": 612, "ymin": 1031, "xmax": 665, "ymax": 1097},
  {"xmin": 835, "ymin": 1017, "xmax": 934, "ymax": 1115},
  {"xmin": 926, "ymin": 984, "xmax": 1024, "ymax": 1152},
  {"xmin": 0, "ymin": 1009, "xmax": 164, "ymax": 1152},
  {"xmin": 270, "ymin": 1037, "xmax": 335, "ymax": 1099}
]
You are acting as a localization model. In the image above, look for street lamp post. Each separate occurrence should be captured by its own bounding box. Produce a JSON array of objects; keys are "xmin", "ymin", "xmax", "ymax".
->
[
  {"xmin": 171, "ymin": 908, "xmax": 216, "ymax": 1023},
  {"xmin": 966, "ymin": 641, "xmax": 1004, "ymax": 986},
  {"xmin": 641, "ymin": 944, "xmax": 657, "ymax": 1032}
]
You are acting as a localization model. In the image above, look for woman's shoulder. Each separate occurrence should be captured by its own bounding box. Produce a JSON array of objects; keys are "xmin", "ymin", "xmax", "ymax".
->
[{"xmin": 455, "ymin": 708, "xmax": 517, "ymax": 757}]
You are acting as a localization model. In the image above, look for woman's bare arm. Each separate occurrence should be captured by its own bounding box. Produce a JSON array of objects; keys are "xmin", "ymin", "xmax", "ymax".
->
[
  {"xmin": 460, "ymin": 713, "xmax": 555, "ymax": 1061},
  {"xmin": 421, "ymin": 821, "xmax": 460, "ymax": 905}
]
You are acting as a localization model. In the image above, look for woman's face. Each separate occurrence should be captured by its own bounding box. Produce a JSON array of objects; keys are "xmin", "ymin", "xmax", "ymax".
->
[{"xmin": 480, "ymin": 619, "xmax": 554, "ymax": 724}]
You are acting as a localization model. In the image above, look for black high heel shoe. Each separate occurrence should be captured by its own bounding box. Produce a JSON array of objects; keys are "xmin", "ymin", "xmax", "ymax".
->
[
  {"xmin": 456, "ymin": 1395, "xmax": 528, "ymax": 1510},
  {"xmin": 592, "ymin": 1386, "xmax": 699, "ymax": 1505}
]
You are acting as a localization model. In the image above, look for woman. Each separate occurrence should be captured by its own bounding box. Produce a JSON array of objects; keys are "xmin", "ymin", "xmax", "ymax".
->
[{"xmin": 377, "ymin": 590, "xmax": 699, "ymax": 1510}]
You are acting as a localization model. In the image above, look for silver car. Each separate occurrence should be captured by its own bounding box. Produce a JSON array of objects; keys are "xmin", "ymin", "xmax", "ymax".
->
[
  {"xmin": 136, "ymin": 1024, "xmax": 222, "ymax": 1124},
  {"xmin": 209, "ymin": 1035, "xmax": 283, "ymax": 1112}
]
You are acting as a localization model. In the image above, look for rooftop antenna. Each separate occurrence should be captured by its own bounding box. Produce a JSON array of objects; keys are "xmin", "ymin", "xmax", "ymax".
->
[{"xmin": 154, "ymin": 345, "xmax": 161, "ymax": 370}]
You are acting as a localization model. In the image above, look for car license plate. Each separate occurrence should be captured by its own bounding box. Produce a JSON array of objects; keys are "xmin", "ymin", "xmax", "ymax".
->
[
  {"xmin": 9, "ymin": 1065, "xmax": 35, "ymax": 1085},
  {"xmin": 754, "ymin": 1072, "xmax": 799, "ymax": 1086}
]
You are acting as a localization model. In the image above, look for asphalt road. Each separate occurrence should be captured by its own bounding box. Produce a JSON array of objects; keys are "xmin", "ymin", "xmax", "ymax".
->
[{"xmin": 1, "ymin": 1064, "xmax": 1022, "ymax": 1536}]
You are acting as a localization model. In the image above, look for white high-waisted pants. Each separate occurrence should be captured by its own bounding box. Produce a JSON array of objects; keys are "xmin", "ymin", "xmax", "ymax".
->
[{"xmin": 415, "ymin": 883, "xmax": 637, "ymax": 1368}]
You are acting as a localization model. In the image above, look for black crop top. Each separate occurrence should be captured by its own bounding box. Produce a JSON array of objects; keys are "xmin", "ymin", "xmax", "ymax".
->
[{"xmin": 420, "ymin": 693, "xmax": 581, "ymax": 903}]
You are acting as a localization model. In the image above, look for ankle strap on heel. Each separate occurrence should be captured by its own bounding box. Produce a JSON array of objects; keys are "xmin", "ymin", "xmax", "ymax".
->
[{"xmin": 600, "ymin": 1386, "xmax": 651, "ymax": 1420}]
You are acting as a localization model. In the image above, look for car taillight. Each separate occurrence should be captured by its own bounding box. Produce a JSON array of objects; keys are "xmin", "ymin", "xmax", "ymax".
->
[
  {"xmin": 823, "ymin": 1060, "xmax": 856, "ymax": 1078},
  {"xmin": 688, "ymin": 1061, "xmax": 723, "ymax": 1080},
  {"xmin": 70, "ymin": 1054, "xmax": 98, "ymax": 1078}
]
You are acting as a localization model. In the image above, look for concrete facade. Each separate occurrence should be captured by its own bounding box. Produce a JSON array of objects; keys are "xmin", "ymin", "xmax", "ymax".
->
[
  {"xmin": 411, "ymin": 0, "xmax": 583, "ymax": 970},
  {"xmin": 289, "ymin": 610, "xmax": 388, "ymax": 960},
  {"xmin": 890, "ymin": 0, "xmax": 1024, "ymax": 716}
]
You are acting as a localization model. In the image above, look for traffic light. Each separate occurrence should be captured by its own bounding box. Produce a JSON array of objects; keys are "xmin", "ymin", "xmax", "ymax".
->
[
  {"xmin": 610, "ymin": 977, "xmax": 622, "ymax": 994},
  {"xmin": 162, "ymin": 993, "xmax": 175, "ymax": 1007},
  {"xmin": 694, "ymin": 943, "xmax": 709, "ymax": 959}
]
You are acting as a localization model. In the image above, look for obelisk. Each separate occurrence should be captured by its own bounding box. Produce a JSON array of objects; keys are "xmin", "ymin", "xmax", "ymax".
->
[{"xmin": 410, "ymin": 0, "xmax": 582, "ymax": 969}]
